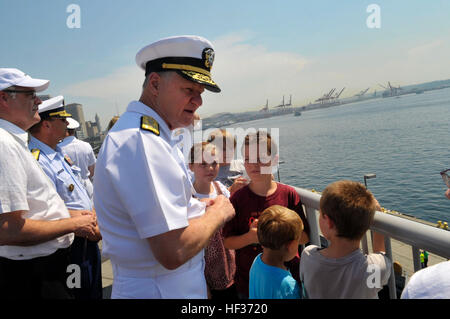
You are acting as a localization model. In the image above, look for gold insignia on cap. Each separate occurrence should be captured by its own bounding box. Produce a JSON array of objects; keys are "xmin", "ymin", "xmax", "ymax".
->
[
  {"xmin": 202, "ymin": 48, "xmax": 215, "ymax": 70},
  {"xmin": 31, "ymin": 149, "xmax": 40, "ymax": 161},
  {"xmin": 68, "ymin": 184, "xmax": 74, "ymax": 192},
  {"xmin": 141, "ymin": 116, "xmax": 160, "ymax": 136},
  {"xmin": 181, "ymin": 71, "xmax": 218, "ymax": 87}
]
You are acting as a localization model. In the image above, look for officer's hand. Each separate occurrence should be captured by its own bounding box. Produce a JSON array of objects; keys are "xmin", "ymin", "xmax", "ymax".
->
[
  {"xmin": 210, "ymin": 195, "xmax": 235, "ymax": 224},
  {"xmin": 72, "ymin": 214, "xmax": 97, "ymax": 238},
  {"xmin": 446, "ymin": 188, "xmax": 450, "ymax": 200}
]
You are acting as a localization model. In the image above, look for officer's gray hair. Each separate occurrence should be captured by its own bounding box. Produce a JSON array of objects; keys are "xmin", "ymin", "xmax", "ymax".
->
[{"xmin": 142, "ymin": 71, "xmax": 175, "ymax": 92}]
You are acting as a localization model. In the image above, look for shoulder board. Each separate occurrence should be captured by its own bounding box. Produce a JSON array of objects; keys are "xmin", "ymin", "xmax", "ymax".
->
[
  {"xmin": 140, "ymin": 116, "xmax": 160, "ymax": 136},
  {"xmin": 31, "ymin": 149, "xmax": 40, "ymax": 161},
  {"xmin": 64, "ymin": 154, "xmax": 74, "ymax": 166}
]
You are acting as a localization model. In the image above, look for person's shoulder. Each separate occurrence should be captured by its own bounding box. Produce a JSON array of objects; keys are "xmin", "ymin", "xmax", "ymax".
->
[
  {"xmin": 301, "ymin": 244, "xmax": 320, "ymax": 257},
  {"xmin": 276, "ymin": 183, "xmax": 299, "ymax": 195}
]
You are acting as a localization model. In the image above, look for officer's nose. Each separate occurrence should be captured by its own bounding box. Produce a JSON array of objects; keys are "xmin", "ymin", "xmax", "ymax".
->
[{"xmin": 191, "ymin": 93, "xmax": 203, "ymax": 108}]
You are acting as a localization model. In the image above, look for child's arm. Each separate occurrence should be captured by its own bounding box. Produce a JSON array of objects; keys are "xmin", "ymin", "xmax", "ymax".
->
[
  {"xmin": 224, "ymin": 218, "xmax": 258, "ymax": 250},
  {"xmin": 372, "ymin": 231, "xmax": 386, "ymax": 253}
]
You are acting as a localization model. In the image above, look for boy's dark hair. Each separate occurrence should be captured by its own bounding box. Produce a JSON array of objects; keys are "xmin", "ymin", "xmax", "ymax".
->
[
  {"xmin": 257, "ymin": 205, "xmax": 304, "ymax": 250},
  {"xmin": 241, "ymin": 130, "xmax": 278, "ymax": 163},
  {"xmin": 320, "ymin": 180, "xmax": 376, "ymax": 241}
]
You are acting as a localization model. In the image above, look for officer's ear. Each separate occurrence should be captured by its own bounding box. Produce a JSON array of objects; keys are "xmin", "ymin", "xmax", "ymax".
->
[{"xmin": 147, "ymin": 72, "xmax": 162, "ymax": 96}]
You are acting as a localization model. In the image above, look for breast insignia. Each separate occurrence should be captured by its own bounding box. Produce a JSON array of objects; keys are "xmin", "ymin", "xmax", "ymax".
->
[
  {"xmin": 64, "ymin": 155, "xmax": 74, "ymax": 166},
  {"xmin": 140, "ymin": 116, "xmax": 160, "ymax": 136},
  {"xmin": 68, "ymin": 184, "xmax": 74, "ymax": 192},
  {"xmin": 31, "ymin": 149, "xmax": 41, "ymax": 161}
]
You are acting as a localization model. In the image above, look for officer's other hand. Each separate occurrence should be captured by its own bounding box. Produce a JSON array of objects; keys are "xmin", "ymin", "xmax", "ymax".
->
[
  {"xmin": 210, "ymin": 195, "xmax": 235, "ymax": 224},
  {"xmin": 72, "ymin": 214, "xmax": 97, "ymax": 238}
]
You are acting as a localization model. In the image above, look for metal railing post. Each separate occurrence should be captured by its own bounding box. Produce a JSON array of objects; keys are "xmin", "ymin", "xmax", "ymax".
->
[
  {"xmin": 411, "ymin": 246, "xmax": 421, "ymax": 272},
  {"xmin": 304, "ymin": 206, "xmax": 321, "ymax": 246},
  {"xmin": 384, "ymin": 236, "xmax": 397, "ymax": 299}
]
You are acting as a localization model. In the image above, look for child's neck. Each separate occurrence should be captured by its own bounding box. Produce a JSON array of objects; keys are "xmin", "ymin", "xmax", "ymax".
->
[
  {"xmin": 320, "ymin": 236, "xmax": 361, "ymax": 259},
  {"xmin": 193, "ymin": 180, "xmax": 214, "ymax": 195},
  {"xmin": 249, "ymin": 177, "xmax": 277, "ymax": 197},
  {"xmin": 261, "ymin": 249, "xmax": 287, "ymax": 270}
]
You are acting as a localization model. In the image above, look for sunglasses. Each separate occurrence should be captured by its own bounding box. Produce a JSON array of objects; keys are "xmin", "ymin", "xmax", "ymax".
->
[
  {"xmin": 441, "ymin": 169, "xmax": 450, "ymax": 188},
  {"xmin": 3, "ymin": 89, "xmax": 37, "ymax": 100}
]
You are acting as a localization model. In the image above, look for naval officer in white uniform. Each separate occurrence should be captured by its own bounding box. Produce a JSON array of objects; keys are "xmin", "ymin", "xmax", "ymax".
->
[{"xmin": 94, "ymin": 35, "xmax": 235, "ymax": 299}]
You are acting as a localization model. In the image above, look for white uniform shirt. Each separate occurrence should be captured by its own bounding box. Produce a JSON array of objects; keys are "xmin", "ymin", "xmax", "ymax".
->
[
  {"xmin": 0, "ymin": 119, "xmax": 73, "ymax": 260},
  {"xmin": 59, "ymin": 136, "xmax": 96, "ymax": 200},
  {"xmin": 94, "ymin": 101, "xmax": 206, "ymax": 298}
]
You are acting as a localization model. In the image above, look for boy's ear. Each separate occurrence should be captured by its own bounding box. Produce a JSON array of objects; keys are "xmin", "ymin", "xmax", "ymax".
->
[{"xmin": 324, "ymin": 214, "xmax": 335, "ymax": 230}]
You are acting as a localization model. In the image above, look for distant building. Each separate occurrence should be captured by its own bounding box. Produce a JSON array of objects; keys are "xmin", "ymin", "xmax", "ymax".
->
[
  {"xmin": 86, "ymin": 121, "xmax": 100, "ymax": 138},
  {"xmin": 95, "ymin": 113, "xmax": 102, "ymax": 133},
  {"xmin": 66, "ymin": 103, "xmax": 88, "ymax": 139}
]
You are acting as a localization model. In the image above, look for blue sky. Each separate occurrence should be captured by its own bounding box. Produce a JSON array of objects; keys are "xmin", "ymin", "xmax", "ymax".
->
[{"xmin": 2, "ymin": 0, "xmax": 450, "ymax": 129}]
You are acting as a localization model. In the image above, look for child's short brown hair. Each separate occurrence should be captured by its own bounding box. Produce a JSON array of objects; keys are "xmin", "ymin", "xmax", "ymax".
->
[
  {"xmin": 242, "ymin": 130, "xmax": 278, "ymax": 159},
  {"xmin": 320, "ymin": 180, "xmax": 377, "ymax": 241},
  {"xmin": 189, "ymin": 142, "xmax": 217, "ymax": 164},
  {"xmin": 257, "ymin": 205, "xmax": 304, "ymax": 250}
]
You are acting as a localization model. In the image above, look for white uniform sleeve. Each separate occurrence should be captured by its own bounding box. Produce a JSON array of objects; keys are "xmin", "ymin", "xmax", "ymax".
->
[
  {"xmin": 0, "ymin": 143, "xmax": 29, "ymax": 213},
  {"xmin": 106, "ymin": 133, "xmax": 191, "ymax": 239}
]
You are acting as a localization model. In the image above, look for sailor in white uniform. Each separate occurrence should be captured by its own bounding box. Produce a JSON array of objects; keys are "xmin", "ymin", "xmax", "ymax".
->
[
  {"xmin": 59, "ymin": 117, "xmax": 96, "ymax": 201},
  {"xmin": 94, "ymin": 35, "xmax": 235, "ymax": 299}
]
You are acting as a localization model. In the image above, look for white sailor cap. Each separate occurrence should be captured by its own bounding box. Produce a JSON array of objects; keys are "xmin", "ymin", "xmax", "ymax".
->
[
  {"xmin": 67, "ymin": 117, "xmax": 80, "ymax": 129},
  {"xmin": 0, "ymin": 68, "xmax": 49, "ymax": 92},
  {"xmin": 38, "ymin": 95, "xmax": 72, "ymax": 119},
  {"xmin": 136, "ymin": 35, "xmax": 220, "ymax": 93}
]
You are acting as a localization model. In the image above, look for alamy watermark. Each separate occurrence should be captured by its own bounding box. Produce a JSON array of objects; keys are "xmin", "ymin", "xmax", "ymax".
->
[
  {"xmin": 66, "ymin": 4, "xmax": 81, "ymax": 29},
  {"xmin": 174, "ymin": 122, "xmax": 280, "ymax": 175},
  {"xmin": 366, "ymin": 4, "xmax": 381, "ymax": 29}
]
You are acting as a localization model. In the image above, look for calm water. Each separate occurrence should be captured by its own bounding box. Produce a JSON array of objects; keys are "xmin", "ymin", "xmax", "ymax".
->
[{"xmin": 227, "ymin": 88, "xmax": 450, "ymax": 224}]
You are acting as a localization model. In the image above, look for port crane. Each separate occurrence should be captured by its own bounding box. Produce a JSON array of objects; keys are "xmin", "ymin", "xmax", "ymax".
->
[{"xmin": 378, "ymin": 82, "xmax": 402, "ymax": 97}]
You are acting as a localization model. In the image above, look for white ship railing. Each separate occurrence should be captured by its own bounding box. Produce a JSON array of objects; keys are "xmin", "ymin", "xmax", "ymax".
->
[{"xmin": 294, "ymin": 186, "xmax": 450, "ymax": 299}]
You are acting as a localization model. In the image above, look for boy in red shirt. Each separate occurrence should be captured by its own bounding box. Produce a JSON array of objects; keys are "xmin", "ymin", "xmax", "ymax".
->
[{"xmin": 223, "ymin": 130, "xmax": 310, "ymax": 298}]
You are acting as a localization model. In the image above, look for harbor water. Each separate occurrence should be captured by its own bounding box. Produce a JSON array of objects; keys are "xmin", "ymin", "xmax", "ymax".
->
[{"xmin": 227, "ymin": 88, "xmax": 450, "ymax": 224}]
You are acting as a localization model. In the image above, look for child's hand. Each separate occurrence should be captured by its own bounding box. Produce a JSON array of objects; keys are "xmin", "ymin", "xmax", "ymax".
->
[
  {"xmin": 229, "ymin": 177, "xmax": 248, "ymax": 194},
  {"xmin": 248, "ymin": 218, "xmax": 259, "ymax": 244}
]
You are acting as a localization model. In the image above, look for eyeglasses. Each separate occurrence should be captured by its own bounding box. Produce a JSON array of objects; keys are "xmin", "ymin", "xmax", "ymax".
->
[
  {"xmin": 441, "ymin": 169, "xmax": 450, "ymax": 188},
  {"xmin": 3, "ymin": 89, "xmax": 37, "ymax": 100}
]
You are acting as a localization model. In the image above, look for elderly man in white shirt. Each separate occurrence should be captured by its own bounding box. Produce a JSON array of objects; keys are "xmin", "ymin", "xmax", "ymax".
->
[{"xmin": 0, "ymin": 68, "xmax": 97, "ymax": 299}]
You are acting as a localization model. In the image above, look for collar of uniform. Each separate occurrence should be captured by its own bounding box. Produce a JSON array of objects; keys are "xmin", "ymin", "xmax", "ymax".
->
[
  {"xmin": 29, "ymin": 135, "xmax": 58, "ymax": 160},
  {"xmin": 58, "ymin": 135, "xmax": 76, "ymax": 147},
  {"xmin": 126, "ymin": 100, "xmax": 174, "ymax": 144},
  {"xmin": 0, "ymin": 118, "xmax": 29, "ymax": 147}
]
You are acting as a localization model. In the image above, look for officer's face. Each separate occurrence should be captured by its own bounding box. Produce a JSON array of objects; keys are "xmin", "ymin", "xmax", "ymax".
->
[
  {"xmin": 49, "ymin": 117, "xmax": 69, "ymax": 142},
  {"xmin": 156, "ymin": 72, "xmax": 205, "ymax": 130},
  {"xmin": 1, "ymin": 86, "xmax": 42, "ymax": 130}
]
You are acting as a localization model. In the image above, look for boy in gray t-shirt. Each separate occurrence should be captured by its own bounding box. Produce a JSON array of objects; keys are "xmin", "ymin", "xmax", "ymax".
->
[{"xmin": 300, "ymin": 180, "xmax": 391, "ymax": 299}]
